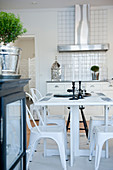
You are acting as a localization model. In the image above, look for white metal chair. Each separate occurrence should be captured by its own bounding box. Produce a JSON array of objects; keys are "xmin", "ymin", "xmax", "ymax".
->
[
  {"xmin": 29, "ymin": 88, "xmax": 42, "ymax": 120},
  {"xmin": 26, "ymin": 104, "xmax": 67, "ymax": 170},
  {"xmin": 89, "ymin": 125, "xmax": 113, "ymax": 170},
  {"xmin": 88, "ymin": 116, "xmax": 105, "ymax": 142},
  {"xmin": 26, "ymin": 92, "xmax": 68, "ymax": 153},
  {"xmin": 26, "ymin": 107, "xmax": 66, "ymax": 170},
  {"xmin": 30, "ymin": 88, "xmax": 68, "ymax": 156},
  {"xmin": 89, "ymin": 115, "xmax": 113, "ymax": 160},
  {"xmin": 30, "ymin": 88, "xmax": 66, "ymax": 128},
  {"xmin": 88, "ymin": 94, "xmax": 113, "ymax": 143},
  {"xmin": 30, "ymin": 88, "xmax": 43, "ymax": 102}
]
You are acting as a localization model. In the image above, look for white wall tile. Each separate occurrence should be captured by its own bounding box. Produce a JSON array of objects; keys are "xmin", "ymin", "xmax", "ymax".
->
[{"xmin": 57, "ymin": 7, "xmax": 108, "ymax": 81}]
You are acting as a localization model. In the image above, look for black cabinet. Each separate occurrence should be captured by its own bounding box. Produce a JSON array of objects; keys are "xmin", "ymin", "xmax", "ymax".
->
[{"xmin": 0, "ymin": 79, "xmax": 29, "ymax": 170}]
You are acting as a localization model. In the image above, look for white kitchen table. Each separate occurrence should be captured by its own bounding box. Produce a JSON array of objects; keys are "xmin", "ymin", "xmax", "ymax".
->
[{"xmin": 35, "ymin": 93, "xmax": 113, "ymax": 167}]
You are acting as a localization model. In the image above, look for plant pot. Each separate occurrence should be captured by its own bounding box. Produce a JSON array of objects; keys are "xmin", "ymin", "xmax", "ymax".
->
[
  {"xmin": 0, "ymin": 45, "xmax": 21, "ymax": 76},
  {"xmin": 92, "ymin": 72, "xmax": 99, "ymax": 80}
]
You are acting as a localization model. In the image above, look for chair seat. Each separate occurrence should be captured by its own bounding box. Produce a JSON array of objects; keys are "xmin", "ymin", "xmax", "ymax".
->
[
  {"xmin": 91, "ymin": 125, "xmax": 113, "ymax": 170},
  {"xmin": 94, "ymin": 125, "xmax": 113, "ymax": 134},
  {"xmin": 90, "ymin": 116, "xmax": 113, "ymax": 122},
  {"xmin": 88, "ymin": 115, "xmax": 113, "ymax": 142},
  {"xmin": 31, "ymin": 125, "xmax": 64, "ymax": 133},
  {"xmin": 47, "ymin": 114, "xmax": 65, "ymax": 120}
]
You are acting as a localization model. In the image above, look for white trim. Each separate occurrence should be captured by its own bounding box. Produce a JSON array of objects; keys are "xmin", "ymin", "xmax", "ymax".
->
[
  {"xmin": 35, "ymin": 35, "xmax": 40, "ymax": 91},
  {"xmin": 2, "ymin": 8, "xmax": 61, "ymax": 13},
  {"xmin": 91, "ymin": 5, "xmax": 113, "ymax": 9},
  {"xmin": 2, "ymin": 5, "xmax": 113, "ymax": 13},
  {"xmin": 18, "ymin": 34, "xmax": 35, "ymax": 38}
]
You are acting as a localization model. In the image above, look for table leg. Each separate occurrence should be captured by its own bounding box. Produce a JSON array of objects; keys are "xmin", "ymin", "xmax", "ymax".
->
[
  {"xmin": 43, "ymin": 106, "xmax": 47, "ymax": 157},
  {"xmin": 70, "ymin": 105, "xmax": 79, "ymax": 166},
  {"xmin": 104, "ymin": 105, "xmax": 109, "ymax": 158}
]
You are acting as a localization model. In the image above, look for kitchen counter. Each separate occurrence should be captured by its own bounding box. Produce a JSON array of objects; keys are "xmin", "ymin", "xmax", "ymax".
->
[{"xmin": 46, "ymin": 80, "xmax": 109, "ymax": 83}]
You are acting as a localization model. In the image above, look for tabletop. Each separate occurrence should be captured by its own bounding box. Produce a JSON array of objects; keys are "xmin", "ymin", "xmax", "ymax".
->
[{"xmin": 36, "ymin": 93, "xmax": 113, "ymax": 106}]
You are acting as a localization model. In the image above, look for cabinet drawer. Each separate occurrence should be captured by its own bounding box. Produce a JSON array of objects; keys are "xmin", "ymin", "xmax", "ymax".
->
[
  {"xmin": 47, "ymin": 83, "xmax": 65, "ymax": 93},
  {"xmin": 102, "ymin": 84, "xmax": 113, "ymax": 91},
  {"xmin": 86, "ymin": 83, "xmax": 101, "ymax": 93}
]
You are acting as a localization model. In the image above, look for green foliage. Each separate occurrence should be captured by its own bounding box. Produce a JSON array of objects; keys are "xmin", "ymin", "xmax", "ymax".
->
[
  {"xmin": 0, "ymin": 11, "xmax": 27, "ymax": 45},
  {"xmin": 91, "ymin": 65, "xmax": 99, "ymax": 72}
]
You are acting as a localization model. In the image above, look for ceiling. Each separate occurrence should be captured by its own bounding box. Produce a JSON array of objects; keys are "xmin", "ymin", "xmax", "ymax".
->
[{"xmin": 1, "ymin": 0, "xmax": 113, "ymax": 10}]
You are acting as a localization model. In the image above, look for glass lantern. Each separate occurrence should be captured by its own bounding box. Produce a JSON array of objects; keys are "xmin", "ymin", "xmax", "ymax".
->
[{"xmin": 51, "ymin": 56, "xmax": 61, "ymax": 81}]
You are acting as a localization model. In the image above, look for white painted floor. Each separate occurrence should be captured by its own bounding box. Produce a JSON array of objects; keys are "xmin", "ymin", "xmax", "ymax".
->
[{"xmin": 29, "ymin": 133, "xmax": 113, "ymax": 170}]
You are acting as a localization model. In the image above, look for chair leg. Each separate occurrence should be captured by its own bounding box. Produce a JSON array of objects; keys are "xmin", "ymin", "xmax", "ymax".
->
[
  {"xmin": 44, "ymin": 139, "xmax": 47, "ymax": 157},
  {"xmin": 66, "ymin": 111, "xmax": 70, "ymax": 131},
  {"xmin": 57, "ymin": 138, "xmax": 67, "ymax": 170},
  {"xmin": 27, "ymin": 139, "xmax": 38, "ymax": 164},
  {"xmin": 64, "ymin": 128, "xmax": 68, "ymax": 161},
  {"xmin": 95, "ymin": 144, "xmax": 103, "ymax": 170},
  {"xmin": 28, "ymin": 143, "xmax": 36, "ymax": 162},
  {"xmin": 88, "ymin": 119, "xmax": 91, "ymax": 142},
  {"xmin": 26, "ymin": 149, "xmax": 31, "ymax": 170},
  {"xmin": 28, "ymin": 133, "xmax": 39, "ymax": 161},
  {"xmin": 34, "ymin": 141, "xmax": 38, "ymax": 151},
  {"xmin": 89, "ymin": 132, "xmax": 95, "ymax": 161}
]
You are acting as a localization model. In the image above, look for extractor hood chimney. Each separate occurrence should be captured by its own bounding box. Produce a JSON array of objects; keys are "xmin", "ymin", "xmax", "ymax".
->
[{"xmin": 58, "ymin": 4, "xmax": 109, "ymax": 52}]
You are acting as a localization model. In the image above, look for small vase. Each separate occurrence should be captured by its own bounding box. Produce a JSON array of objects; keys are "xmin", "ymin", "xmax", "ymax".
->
[{"xmin": 92, "ymin": 72, "xmax": 99, "ymax": 80}]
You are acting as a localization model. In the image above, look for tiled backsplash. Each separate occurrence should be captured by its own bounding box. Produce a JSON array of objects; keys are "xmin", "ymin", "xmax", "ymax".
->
[
  {"xmin": 57, "ymin": 7, "xmax": 75, "ymax": 45},
  {"xmin": 90, "ymin": 8, "xmax": 108, "ymax": 44},
  {"xmin": 57, "ymin": 6, "xmax": 108, "ymax": 81}
]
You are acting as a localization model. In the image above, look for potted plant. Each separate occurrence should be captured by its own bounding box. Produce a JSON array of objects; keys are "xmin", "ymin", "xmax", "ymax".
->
[
  {"xmin": 90, "ymin": 65, "xmax": 99, "ymax": 80},
  {"xmin": 0, "ymin": 11, "xmax": 27, "ymax": 77}
]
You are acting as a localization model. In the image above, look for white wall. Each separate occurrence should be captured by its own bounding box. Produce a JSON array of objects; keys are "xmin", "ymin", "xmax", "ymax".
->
[
  {"xmin": 4, "ymin": 6, "xmax": 113, "ymax": 95},
  {"xmin": 7, "ymin": 9, "xmax": 58, "ymax": 95},
  {"xmin": 107, "ymin": 7, "xmax": 113, "ymax": 79}
]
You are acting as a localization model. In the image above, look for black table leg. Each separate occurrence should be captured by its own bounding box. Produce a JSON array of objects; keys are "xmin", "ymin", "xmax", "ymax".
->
[{"xmin": 66, "ymin": 106, "xmax": 89, "ymax": 138}]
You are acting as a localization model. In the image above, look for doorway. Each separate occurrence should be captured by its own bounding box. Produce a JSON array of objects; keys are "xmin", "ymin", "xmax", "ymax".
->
[{"xmin": 14, "ymin": 36, "xmax": 36, "ymax": 93}]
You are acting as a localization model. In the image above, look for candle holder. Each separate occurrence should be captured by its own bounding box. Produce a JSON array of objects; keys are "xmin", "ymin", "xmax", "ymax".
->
[
  {"xmin": 69, "ymin": 81, "xmax": 78, "ymax": 100},
  {"xmin": 77, "ymin": 81, "xmax": 83, "ymax": 99}
]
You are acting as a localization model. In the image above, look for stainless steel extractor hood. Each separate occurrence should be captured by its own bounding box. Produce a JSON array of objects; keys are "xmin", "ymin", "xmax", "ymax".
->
[{"xmin": 58, "ymin": 4, "xmax": 109, "ymax": 52}]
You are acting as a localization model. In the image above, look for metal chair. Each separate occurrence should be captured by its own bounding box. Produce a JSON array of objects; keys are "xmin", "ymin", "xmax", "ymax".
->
[
  {"xmin": 30, "ymin": 88, "xmax": 66, "ymax": 128},
  {"xmin": 26, "ymin": 94, "xmax": 67, "ymax": 170},
  {"xmin": 89, "ymin": 125, "xmax": 113, "ymax": 170},
  {"xmin": 29, "ymin": 88, "xmax": 42, "ymax": 120},
  {"xmin": 89, "ymin": 115, "xmax": 113, "ymax": 160}
]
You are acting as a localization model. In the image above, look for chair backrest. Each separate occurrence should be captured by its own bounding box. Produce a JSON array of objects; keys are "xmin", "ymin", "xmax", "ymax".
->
[
  {"xmin": 30, "ymin": 88, "xmax": 50, "ymax": 116},
  {"xmin": 26, "ymin": 92, "xmax": 45, "ymax": 126},
  {"xmin": 30, "ymin": 88, "xmax": 43, "ymax": 103},
  {"xmin": 26, "ymin": 105, "xmax": 41, "ymax": 133},
  {"xmin": 109, "ymin": 115, "xmax": 113, "ymax": 125}
]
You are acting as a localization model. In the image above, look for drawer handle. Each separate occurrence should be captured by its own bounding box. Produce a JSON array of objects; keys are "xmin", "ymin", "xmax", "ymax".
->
[
  {"xmin": 90, "ymin": 85, "xmax": 95, "ymax": 87},
  {"xmin": 55, "ymin": 85, "xmax": 59, "ymax": 88}
]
